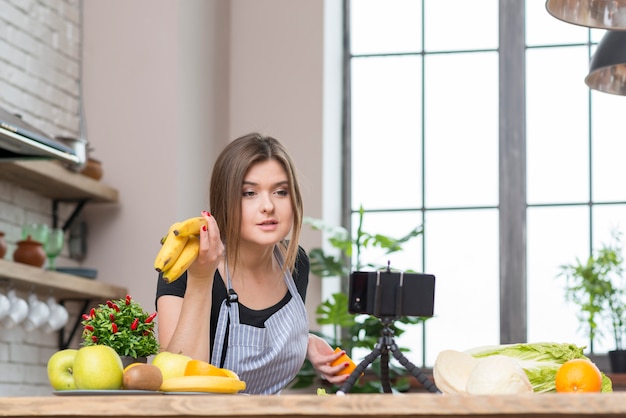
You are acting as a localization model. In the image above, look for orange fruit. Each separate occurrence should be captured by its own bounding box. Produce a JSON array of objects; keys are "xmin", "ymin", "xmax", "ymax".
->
[
  {"xmin": 330, "ymin": 347, "xmax": 357, "ymax": 376},
  {"xmin": 555, "ymin": 359, "xmax": 602, "ymax": 393},
  {"xmin": 184, "ymin": 359, "xmax": 227, "ymax": 377}
]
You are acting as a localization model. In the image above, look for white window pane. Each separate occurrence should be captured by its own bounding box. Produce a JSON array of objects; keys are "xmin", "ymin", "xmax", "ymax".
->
[
  {"xmin": 527, "ymin": 206, "xmax": 591, "ymax": 351},
  {"xmin": 351, "ymin": 211, "xmax": 424, "ymax": 273},
  {"xmin": 350, "ymin": 0, "xmax": 422, "ymax": 55},
  {"xmin": 526, "ymin": 0, "xmax": 590, "ymax": 46},
  {"xmin": 526, "ymin": 46, "xmax": 590, "ymax": 204},
  {"xmin": 592, "ymin": 93, "xmax": 626, "ymax": 202},
  {"xmin": 593, "ymin": 204, "xmax": 626, "ymax": 248},
  {"xmin": 424, "ymin": 0, "xmax": 498, "ymax": 51},
  {"xmin": 351, "ymin": 56, "xmax": 423, "ymax": 210},
  {"xmin": 407, "ymin": 209, "xmax": 499, "ymax": 366},
  {"xmin": 591, "ymin": 28, "xmax": 606, "ymax": 43},
  {"xmin": 424, "ymin": 52, "xmax": 498, "ymax": 208}
]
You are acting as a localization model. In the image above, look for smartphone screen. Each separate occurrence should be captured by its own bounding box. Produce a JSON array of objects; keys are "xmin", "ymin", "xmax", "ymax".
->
[{"xmin": 349, "ymin": 271, "xmax": 435, "ymax": 317}]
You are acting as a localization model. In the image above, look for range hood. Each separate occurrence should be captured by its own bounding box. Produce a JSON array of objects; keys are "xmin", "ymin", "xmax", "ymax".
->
[{"xmin": 0, "ymin": 106, "xmax": 86, "ymax": 169}]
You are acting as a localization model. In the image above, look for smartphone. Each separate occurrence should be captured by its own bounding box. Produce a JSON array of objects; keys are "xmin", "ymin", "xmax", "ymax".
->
[{"xmin": 348, "ymin": 271, "xmax": 435, "ymax": 317}]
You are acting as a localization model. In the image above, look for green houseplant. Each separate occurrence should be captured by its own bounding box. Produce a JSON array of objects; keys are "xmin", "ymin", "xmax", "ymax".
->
[
  {"xmin": 81, "ymin": 294, "xmax": 160, "ymax": 363},
  {"xmin": 558, "ymin": 230, "xmax": 626, "ymax": 372},
  {"xmin": 291, "ymin": 206, "xmax": 426, "ymax": 392}
]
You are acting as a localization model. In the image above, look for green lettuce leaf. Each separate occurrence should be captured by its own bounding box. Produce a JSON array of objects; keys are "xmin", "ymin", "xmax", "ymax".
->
[{"xmin": 465, "ymin": 342, "xmax": 612, "ymax": 393}]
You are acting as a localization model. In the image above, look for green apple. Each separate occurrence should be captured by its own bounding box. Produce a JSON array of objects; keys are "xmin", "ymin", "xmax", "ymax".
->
[
  {"xmin": 151, "ymin": 351, "xmax": 192, "ymax": 381},
  {"xmin": 47, "ymin": 349, "xmax": 78, "ymax": 390},
  {"xmin": 73, "ymin": 345, "xmax": 124, "ymax": 390}
]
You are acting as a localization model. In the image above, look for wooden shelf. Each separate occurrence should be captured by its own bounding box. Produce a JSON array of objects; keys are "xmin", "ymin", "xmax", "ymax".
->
[
  {"xmin": 0, "ymin": 158, "xmax": 122, "ymax": 300},
  {"xmin": 0, "ymin": 159, "xmax": 124, "ymax": 349},
  {"xmin": 0, "ymin": 160, "xmax": 118, "ymax": 202},
  {"xmin": 0, "ymin": 259, "xmax": 126, "ymax": 301}
]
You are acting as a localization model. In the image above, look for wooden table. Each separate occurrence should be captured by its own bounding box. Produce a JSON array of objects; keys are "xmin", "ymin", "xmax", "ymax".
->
[{"xmin": 2, "ymin": 393, "xmax": 626, "ymax": 417}]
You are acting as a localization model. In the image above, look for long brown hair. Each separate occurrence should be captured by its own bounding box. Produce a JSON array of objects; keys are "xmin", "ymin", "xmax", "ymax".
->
[{"xmin": 209, "ymin": 133, "xmax": 303, "ymax": 275}]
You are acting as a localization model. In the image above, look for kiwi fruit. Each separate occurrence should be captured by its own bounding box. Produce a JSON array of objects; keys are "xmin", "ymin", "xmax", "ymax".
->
[{"xmin": 122, "ymin": 364, "xmax": 163, "ymax": 391}]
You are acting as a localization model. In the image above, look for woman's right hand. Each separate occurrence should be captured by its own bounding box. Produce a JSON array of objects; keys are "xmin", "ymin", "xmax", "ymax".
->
[{"xmin": 187, "ymin": 211, "xmax": 224, "ymax": 281}]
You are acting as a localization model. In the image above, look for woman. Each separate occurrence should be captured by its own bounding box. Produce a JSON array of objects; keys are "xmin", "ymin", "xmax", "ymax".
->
[{"xmin": 156, "ymin": 133, "xmax": 350, "ymax": 394}]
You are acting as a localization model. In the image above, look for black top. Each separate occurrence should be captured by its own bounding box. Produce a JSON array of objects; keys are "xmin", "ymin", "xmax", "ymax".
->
[{"xmin": 155, "ymin": 246, "xmax": 309, "ymax": 364}]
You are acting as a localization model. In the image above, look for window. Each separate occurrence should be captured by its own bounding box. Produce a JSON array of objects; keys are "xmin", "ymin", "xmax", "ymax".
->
[{"xmin": 347, "ymin": 0, "xmax": 626, "ymax": 366}]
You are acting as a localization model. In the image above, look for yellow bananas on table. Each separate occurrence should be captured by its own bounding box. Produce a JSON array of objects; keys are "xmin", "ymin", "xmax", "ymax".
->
[
  {"xmin": 159, "ymin": 375, "xmax": 246, "ymax": 394},
  {"xmin": 154, "ymin": 216, "xmax": 206, "ymax": 283}
]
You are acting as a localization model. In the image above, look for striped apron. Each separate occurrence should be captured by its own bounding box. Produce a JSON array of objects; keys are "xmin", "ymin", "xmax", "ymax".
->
[{"xmin": 210, "ymin": 246, "xmax": 309, "ymax": 394}]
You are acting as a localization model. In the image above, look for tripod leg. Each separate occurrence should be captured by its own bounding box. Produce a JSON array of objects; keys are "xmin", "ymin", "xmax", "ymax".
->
[
  {"xmin": 389, "ymin": 342, "xmax": 441, "ymax": 394},
  {"xmin": 336, "ymin": 345, "xmax": 382, "ymax": 395},
  {"xmin": 380, "ymin": 347, "xmax": 392, "ymax": 393}
]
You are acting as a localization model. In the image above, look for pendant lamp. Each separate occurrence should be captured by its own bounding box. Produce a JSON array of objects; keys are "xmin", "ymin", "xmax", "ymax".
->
[
  {"xmin": 546, "ymin": 0, "xmax": 626, "ymax": 30},
  {"xmin": 585, "ymin": 30, "xmax": 626, "ymax": 95}
]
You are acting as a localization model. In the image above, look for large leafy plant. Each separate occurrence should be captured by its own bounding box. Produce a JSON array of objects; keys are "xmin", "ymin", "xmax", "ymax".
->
[
  {"xmin": 81, "ymin": 294, "xmax": 160, "ymax": 358},
  {"xmin": 558, "ymin": 230, "xmax": 625, "ymax": 353},
  {"xmin": 291, "ymin": 206, "xmax": 425, "ymax": 392}
]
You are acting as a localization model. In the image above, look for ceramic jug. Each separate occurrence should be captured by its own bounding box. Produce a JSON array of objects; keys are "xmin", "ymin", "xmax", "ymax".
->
[
  {"xmin": 0, "ymin": 231, "xmax": 6, "ymax": 259},
  {"xmin": 13, "ymin": 236, "xmax": 46, "ymax": 267}
]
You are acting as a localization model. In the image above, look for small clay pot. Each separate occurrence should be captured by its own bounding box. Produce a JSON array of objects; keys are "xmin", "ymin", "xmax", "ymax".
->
[
  {"xmin": 0, "ymin": 232, "xmax": 7, "ymax": 259},
  {"xmin": 13, "ymin": 236, "xmax": 46, "ymax": 267},
  {"xmin": 80, "ymin": 158, "xmax": 103, "ymax": 180}
]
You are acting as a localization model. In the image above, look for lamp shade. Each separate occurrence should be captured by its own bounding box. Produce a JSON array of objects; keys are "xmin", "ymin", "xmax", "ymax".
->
[
  {"xmin": 585, "ymin": 31, "xmax": 626, "ymax": 95},
  {"xmin": 546, "ymin": 0, "xmax": 626, "ymax": 30}
]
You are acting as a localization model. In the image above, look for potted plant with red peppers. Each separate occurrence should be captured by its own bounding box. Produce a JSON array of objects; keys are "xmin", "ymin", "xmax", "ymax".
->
[{"xmin": 80, "ymin": 295, "xmax": 159, "ymax": 368}]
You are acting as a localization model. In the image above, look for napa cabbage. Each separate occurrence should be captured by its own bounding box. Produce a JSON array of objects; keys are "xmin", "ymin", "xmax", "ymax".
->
[{"xmin": 464, "ymin": 342, "xmax": 612, "ymax": 393}]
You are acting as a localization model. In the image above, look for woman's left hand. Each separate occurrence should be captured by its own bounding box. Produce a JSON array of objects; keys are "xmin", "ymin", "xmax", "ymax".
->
[{"xmin": 306, "ymin": 334, "xmax": 351, "ymax": 384}]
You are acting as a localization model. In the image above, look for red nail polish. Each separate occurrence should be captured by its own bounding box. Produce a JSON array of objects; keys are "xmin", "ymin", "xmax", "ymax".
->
[
  {"xmin": 344, "ymin": 362, "xmax": 350, "ymax": 368},
  {"xmin": 207, "ymin": 212, "xmax": 211, "ymax": 217},
  {"xmin": 202, "ymin": 225, "xmax": 207, "ymax": 232}
]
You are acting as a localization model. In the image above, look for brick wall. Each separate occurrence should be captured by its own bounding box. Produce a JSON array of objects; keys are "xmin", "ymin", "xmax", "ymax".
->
[{"xmin": 0, "ymin": 0, "xmax": 82, "ymax": 396}]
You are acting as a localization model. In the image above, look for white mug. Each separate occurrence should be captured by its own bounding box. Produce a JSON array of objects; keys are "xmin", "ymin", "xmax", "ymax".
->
[
  {"xmin": 1, "ymin": 290, "xmax": 29, "ymax": 329},
  {"xmin": 0, "ymin": 293, "xmax": 10, "ymax": 321},
  {"xmin": 23, "ymin": 293, "xmax": 51, "ymax": 331},
  {"xmin": 42, "ymin": 296, "xmax": 69, "ymax": 333}
]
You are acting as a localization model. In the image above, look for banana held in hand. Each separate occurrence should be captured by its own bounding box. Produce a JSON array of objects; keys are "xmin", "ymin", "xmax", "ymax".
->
[
  {"xmin": 154, "ymin": 222, "xmax": 189, "ymax": 272},
  {"xmin": 174, "ymin": 216, "xmax": 207, "ymax": 237},
  {"xmin": 160, "ymin": 375, "xmax": 246, "ymax": 393},
  {"xmin": 161, "ymin": 236, "xmax": 200, "ymax": 283}
]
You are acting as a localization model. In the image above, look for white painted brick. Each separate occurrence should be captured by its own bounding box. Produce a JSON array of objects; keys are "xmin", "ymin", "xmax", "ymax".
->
[
  {"xmin": 0, "ymin": 362, "xmax": 24, "ymax": 383},
  {"xmin": 0, "ymin": 342, "xmax": 9, "ymax": 362},
  {"xmin": 40, "ymin": 345, "xmax": 60, "ymax": 365},
  {"xmin": 11, "ymin": 342, "xmax": 43, "ymax": 364},
  {"xmin": 0, "ymin": 0, "xmax": 82, "ymax": 395},
  {"xmin": 59, "ymin": 0, "xmax": 80, "ymax": 24},
  {"xmin": 0, "ymin": 324, "xmax": 23, "ymax": 342},
  {"xmin": 23, "ymin": 363, "xmax": 48, "ymax": 384},
  {"xmin": 24, "ymin": 327, "xmax": 58, "ymax": 348},
  {"xmin": 0, "ymin": 2, "xmax": 29, "ymax": 32},
  {"xmin": 0, "ymin": 382, "xmax": 52, "ymax": 397},
  {"xmin": 0, "ymin": 80, "xmax": 27, "ymax": 106},
  {"xmin": 29, "ymin": 383, "xmax": 55, "ymax": 396},
  {"xmin": 0, "ymin": 38, "xmax": 30, "ymax": 70}
]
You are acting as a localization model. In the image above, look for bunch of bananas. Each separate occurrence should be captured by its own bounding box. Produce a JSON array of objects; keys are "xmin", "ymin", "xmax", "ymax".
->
[
  {"xmin": 160, "ymin": 373, "xmax": 246, "ymax": 394},
  {"xmin": 154, "ymin": 216, "xmax": 208, "ymax": 283}
]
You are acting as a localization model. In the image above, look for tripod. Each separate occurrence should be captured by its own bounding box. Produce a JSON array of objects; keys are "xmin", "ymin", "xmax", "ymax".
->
[{"xmin": 336, "ymin": 317, "xmax": 441, "ymax": 395}]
